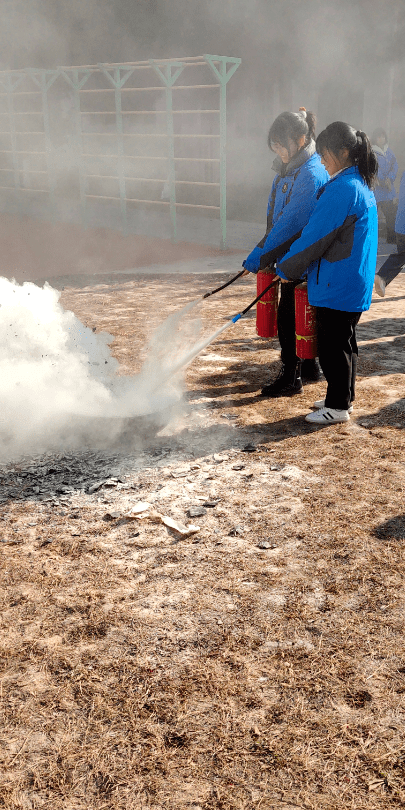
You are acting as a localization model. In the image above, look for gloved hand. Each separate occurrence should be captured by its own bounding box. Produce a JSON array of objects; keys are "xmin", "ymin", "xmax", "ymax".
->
[{"xmin": 242, "ymin": 245, "xmax": 263, "ymax": 273}]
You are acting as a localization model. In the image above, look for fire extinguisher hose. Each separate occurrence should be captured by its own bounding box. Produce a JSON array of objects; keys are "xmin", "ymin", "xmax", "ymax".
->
[
  {"xmin": 231, "ymin": 277, "xmax": 279, "ymax": 323},
  {"xmin": 202, "ymin": 269, "xmax": 246, "ymax": 299}
]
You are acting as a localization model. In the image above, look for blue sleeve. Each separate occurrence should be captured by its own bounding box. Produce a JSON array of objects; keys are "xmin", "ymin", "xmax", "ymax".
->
[
  {"xmin": 261, "ymin": 169, "xmax": 322, "ymax": 256},
  {"xmin": 243, "ymin": 167, "xmax": 326, "ymax": 273},
  {"xmin": 277, "ymin": 182, "xmax": 353, "ymax": 280},
  {"xmin": 242, "ymin": 177, "xmax": 279, "ymax": 273}
]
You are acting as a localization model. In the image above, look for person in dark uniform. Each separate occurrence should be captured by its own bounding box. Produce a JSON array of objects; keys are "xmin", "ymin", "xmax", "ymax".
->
[
  {"xmin": 242, "ymin": 108, "xmax": 329, "ymax": 397},
  {"xmin": 374, "ymin": 169, "xmax": 405, "ymax": 296}
]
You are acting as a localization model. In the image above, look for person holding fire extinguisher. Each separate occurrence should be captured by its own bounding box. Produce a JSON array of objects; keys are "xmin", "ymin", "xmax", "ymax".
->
[
  {"xmin": 275, "ymin": 121, "xmax": 378, "ymax": 425},
  {"xmin": 242, "ymin": 108, "xmax": 329, "ymax": 398}
]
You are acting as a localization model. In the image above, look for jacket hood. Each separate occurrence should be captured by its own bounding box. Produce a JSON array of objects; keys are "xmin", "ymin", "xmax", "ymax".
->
[
  {"xmin": 373, "ymin": 144, "xmax": 389, "ymax": 156},
  {"xmin": 272, "ymin": 140, "xmax": 316, "ymax": 177}
]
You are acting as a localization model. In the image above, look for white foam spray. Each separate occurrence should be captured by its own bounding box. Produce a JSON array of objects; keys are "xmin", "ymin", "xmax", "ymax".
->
[{"xmin": 0, "ymin": 278, "xmax": 203, "ymax": 461}]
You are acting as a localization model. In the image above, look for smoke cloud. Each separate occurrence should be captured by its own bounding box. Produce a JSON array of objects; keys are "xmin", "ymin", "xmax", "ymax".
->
[{"xmin": 0, "ymin": 277, "xmax": 202, "ymax": 461}]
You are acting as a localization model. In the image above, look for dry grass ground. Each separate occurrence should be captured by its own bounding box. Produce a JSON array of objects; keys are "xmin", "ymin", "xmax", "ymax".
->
[{"xmin": 1, "ymin": 265, "xmax": 404, "ymax": 810}]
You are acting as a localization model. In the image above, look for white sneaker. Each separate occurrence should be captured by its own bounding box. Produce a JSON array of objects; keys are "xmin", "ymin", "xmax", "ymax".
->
[
  {"xmin": 374, "ymin": 275, "xmax": 386, "ymax": 297},
  {"xmin": 305, "ymin": 406, "xmax": 350, "ymax": 424},
  {"xmin": 314, "ymin": 399, "xmax": 353, "ymax": 414}
]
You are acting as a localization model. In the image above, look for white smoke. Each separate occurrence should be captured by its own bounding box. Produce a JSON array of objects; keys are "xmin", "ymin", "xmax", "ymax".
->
[{"xmin": 0, "ymin": 277, "xmax": 201, "ymax": 461}]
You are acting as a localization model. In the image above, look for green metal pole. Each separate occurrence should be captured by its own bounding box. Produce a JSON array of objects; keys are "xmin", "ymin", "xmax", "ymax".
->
[
  {"xmin": 41, "ymin": 72, "xmax": 59, "ymax": 221},
  {"xmin": 73, "ymin": 84, "xmax": 87, "ymax": 227},
  {"xmin": 150, "ymin": 60, "xmax": 184, "ymax": 244},
  {"xmin": 2, "ymin": 73, "xmax": 24, "ymax": 203},
  {"xmin": 60, "ymin": 69, "xmax": 91, "ymax": 229},
  {"xmin": 219, "ymin": 76, "xmax": 227, "ymax": 251},
  {"xmin": 204, "ymin": 56, "xmax": 241, "ymax": 250},
  {"xmin": 98, "ymin": 66, "xmax": 135, "ymax": 235},
  {"xmin": 26, "ymin": 69, "xmax": 60, "ymax": 222},
  {"xmin": 114, "ymin": 69, "xmax": 127, "ymax": 234},
  {"xmin": 165, "ymin": 80, "xmax": 177, "ymax": 242}
]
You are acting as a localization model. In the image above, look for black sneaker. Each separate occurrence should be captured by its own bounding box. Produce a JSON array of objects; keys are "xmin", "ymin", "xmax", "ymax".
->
[
  {"xmin": 301, "ymin": 358, "xmax": 322, "ymax": 382},
  {"xmin": 260, "ymin": 365, "xmax": 303, "ymax": 397}
]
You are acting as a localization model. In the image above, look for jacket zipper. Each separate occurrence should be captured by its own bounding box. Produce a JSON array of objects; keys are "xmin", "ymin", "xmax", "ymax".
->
[{"xmin": 316, "ymin": 258, "xmax": 321, "ymax": 284}]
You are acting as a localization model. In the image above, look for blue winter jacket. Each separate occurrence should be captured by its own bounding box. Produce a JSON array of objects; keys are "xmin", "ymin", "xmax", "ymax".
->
[
  {"xmin": 277, "ymin": 166, "xmax": 378, "ymax": 312},
  {"xmin": 242, "ymin": 143, "xmax": 329, "ymax": 273},
  {"xmin": 395, "ymin": 171, "xmax": 405, "ymax": 235},
  {"xmin": 373, "ymin": 146, "xmax": 398, "ymax": 203}
]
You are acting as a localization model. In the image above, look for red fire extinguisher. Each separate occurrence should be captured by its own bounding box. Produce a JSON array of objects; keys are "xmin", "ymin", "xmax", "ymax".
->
[
  {"xmin": 256, "ymin": 270, "xmax": 278, "ymax": 338},
  {"xmin": 295, "ymin": 282, "xmax": 317, "ymax": 359}
]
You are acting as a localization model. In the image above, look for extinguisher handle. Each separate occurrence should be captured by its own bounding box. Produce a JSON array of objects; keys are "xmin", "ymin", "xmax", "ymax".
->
[{"xmin": 202, "ymin": 269, "xmax": 246, "ymax": 299}]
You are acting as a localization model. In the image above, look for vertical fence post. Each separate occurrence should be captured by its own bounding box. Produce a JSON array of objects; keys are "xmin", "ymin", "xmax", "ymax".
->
[
  {"xmin": 150, "ymin": 60, "xmax": 185, "ymax": 243},
  {"xmin": 98, "ymin": 65, "xmax": 135, "ymax": 234},
  {"xmin": 0, "ymin": 72, "xmax": 24, "ymax": 207},
  {"xmin": 59, "ymin": 69, "xmax": 91, "ymax": 228},
  {"xmin": 25, "ymin": 69, "xmax": 60, "ymax": 221},
  {"xmin": 204, "ymin": 55, "xmax": 241, "ymax": 250}
]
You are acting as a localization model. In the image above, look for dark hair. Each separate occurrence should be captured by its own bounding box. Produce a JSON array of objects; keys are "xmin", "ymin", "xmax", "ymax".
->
[
  {"xmin": 371, "ymin": 127, "xmax": 387, "ymax": 145},
  {"xmin": 268, "ymin": 109, "xmax": 316, "ymax": 153},
  {"xmin": 316, "ymin": 121, "xmax": 377, "ymax": 188}
]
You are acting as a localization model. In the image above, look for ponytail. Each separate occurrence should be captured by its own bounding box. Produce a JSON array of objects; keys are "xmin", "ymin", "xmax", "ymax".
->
[
  {"xmin": 354, "ymin": 130, "xmax": 378, "ymax": 188},
  {"xmin": 316, "ymin": 121, "xmax": 378, "ymax": 188},
  {"xmin": 299, "ymin": 107, "xmax": 316, "ymax": 142}
]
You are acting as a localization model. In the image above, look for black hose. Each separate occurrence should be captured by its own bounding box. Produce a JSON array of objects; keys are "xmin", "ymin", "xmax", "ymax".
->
[
  {"xmin": 231, "ymin": 277, "xmax": 279, "ymax": 323},
  {"xmin": 202, "ymin": 269, "xmax": 246, "ymax": 299}
]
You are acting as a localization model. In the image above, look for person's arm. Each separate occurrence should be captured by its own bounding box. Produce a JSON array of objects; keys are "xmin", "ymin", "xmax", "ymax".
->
[
  {"xmin": 276, "ymin": 181, "xmax": 353, "ymax": 281},
  {"xmin": 243, "ymin": 168, "xmax": 324, "ymax": 273},
  {"xmin": 258, "ymin": 169, "xmax": 324, "ymax": 269},
  {"xmin": 242, "ymin": 179, "xmax": 278, "ymax": 273}
]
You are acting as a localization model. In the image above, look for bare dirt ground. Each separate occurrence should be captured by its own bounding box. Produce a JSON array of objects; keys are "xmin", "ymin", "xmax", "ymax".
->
[{"xmin": 1, "ymin": 259, "xmax": 405, "ymax": 810}]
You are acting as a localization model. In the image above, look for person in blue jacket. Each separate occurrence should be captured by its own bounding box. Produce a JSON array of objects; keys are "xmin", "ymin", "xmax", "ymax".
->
[
  {"xmin": 242, "ymin": 108, "xmax": 329, "ymax": 397},
  {"xmin": 374, "ymin": 169, "xmax": 405, "ymax": 296},
  {"xmin": 371, "ymin": 127, "xmax": 398, "ymax": 243},
  {"xmin": 275, "ymin": 121, "xmax": 378, "ymax": 425}
]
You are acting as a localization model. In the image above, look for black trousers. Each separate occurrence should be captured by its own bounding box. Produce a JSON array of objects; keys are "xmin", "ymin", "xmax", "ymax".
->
[
  {"xmin": 377, "ymin": 233, "xmax": 405, "ymax": 286},
  {"xmin": 316, "ymin": 307, "xmax": 361, "ymax": 410},
  {"xmin": 378, "ymin": 200, "xmax": 397, "ymax": 243},
  {"xmin": 277, "ymin": 280, "xmax": 300, "ymax": 367}
]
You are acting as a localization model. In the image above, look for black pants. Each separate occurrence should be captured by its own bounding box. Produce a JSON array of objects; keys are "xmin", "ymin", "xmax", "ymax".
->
[
  {"xmin": 377, "ymin": 233, "xmax": 405, "ymax": 286},
  {"xmin": 316, "ymin": 307, "xmax": 361, "ymax": 410},
  {"xmin": 278, "ymin": 280, "xmax": 300, "ymax": 367},
  {"xmin": 378, "ymin": 200, "xmax": 397, "ymax": 243}
]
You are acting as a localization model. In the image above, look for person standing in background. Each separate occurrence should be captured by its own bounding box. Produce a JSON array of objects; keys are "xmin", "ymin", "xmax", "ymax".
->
[
  {"xmin": 371, "ymin": 127, "xmax": 398, "ymax": 244},
  {"xmin": 242, "ymin": 108, "xmax": 329, "ymax": 398},
  {"xmin": 374, "ymin": 169, "xmax": 405, "ymax": 296}
]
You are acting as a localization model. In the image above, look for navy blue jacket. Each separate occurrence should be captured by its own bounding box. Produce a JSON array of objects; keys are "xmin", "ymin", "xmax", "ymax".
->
[
  {"xmin": 277, "ymin": 166, "xmax": 378, "ymax": 312},
  {"xmin": 242, "ymin": 145, "xmax": 329, "ymax": 273},
  {"xmin": 373, "ymin": 146, "xmax": 398, "ymax": 203},
  {"xmin": 395, "ymin": 171, "xmax": 405, "ymax": 235}
]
